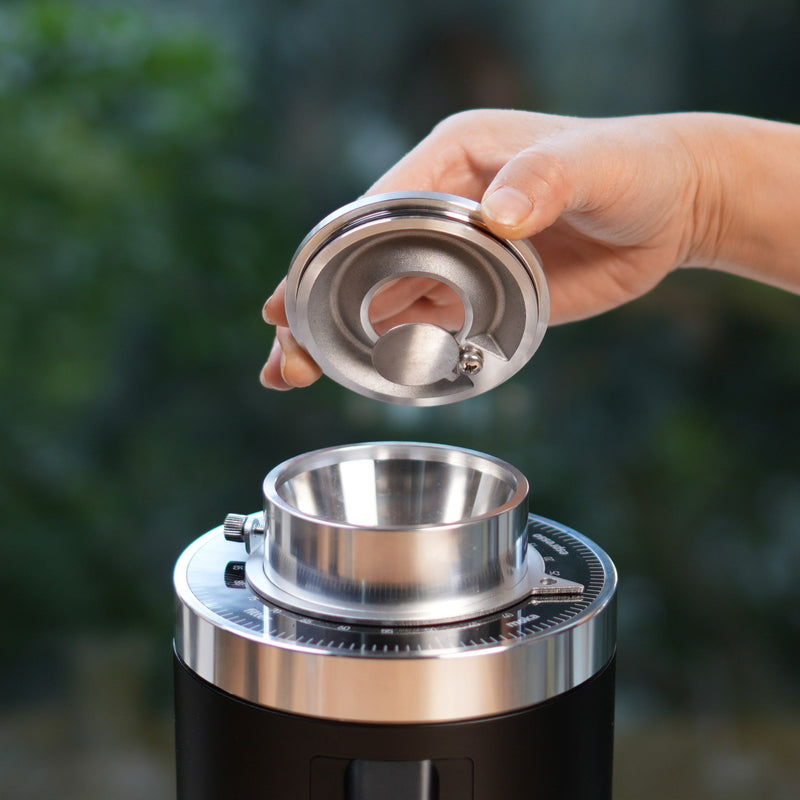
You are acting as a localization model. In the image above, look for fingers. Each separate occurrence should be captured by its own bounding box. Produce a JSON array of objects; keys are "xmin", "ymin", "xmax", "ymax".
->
[
  {"xmin": 257, "ymin": 110, "xmax": 696, "ymax": 390},
  {"xmin": 368, "ymin": 277, "xmax": 464, "ymax": 323},
  {"xmin": 366, "ymin": 144, "xmax": 442, "ymax": 195},
  {"xmin": 261, "ymin": 277, "xmax": 322, "ymax": 390},
  {"xmin": 364, "ymin": 109, "xmax": 585, "ymax": 244},
  {"xmin": 372, "ymin": 297, "xmax": 467, "ymax": 336},
  {"xmin": 480, "ymin": 139, "xmax": 579, "ymax": 241},
  {"xmin": 259, "ymin": 335, "xmax": 291, "ymax": 390},
  {"xmin": 276, "ymin": 326, "xmax": 322, "ymax": 386},
  {"xmin": 258, "ymin": 110, "xmax": 611, "ymax": 391},
  {"xmin": 366, "ymin": 110, "xmax": 518, "ymax": 200},
  {"xmin": 262, "ymin": 278, "xmax": 289, "ymax": 327},
  {"xmin": 260, "ymin": 327, "xmax": 322, "ymax": 390}
]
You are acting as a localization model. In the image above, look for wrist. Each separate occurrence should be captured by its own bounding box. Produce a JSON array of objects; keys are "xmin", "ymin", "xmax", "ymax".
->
[
  {"xmin": 668, "ymin": 113, "xmax": 732, "ymax": 270},
  {"xmin": 675, "ymin": 112, "xmax": 800, "ymax": 292}
]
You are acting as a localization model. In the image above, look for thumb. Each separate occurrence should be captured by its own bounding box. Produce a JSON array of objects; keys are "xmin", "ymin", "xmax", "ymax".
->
[{"xmin": 480, "ymin": 142, "xmax": 579, "ymax": 240}]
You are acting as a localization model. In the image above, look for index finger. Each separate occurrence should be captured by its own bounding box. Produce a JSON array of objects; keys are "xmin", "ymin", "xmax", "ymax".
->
[
  {"xmin": 263, "ymin": 278, "xmax": 290, "ymax": 327},
  {"xmin": 365, "ymin": 129, "xmax": 487, "ymax": 200}
]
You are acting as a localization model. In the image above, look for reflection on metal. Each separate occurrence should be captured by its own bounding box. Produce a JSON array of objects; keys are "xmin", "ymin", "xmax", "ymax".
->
[
  {"xmin": 222, "ymin": 513, "xmax": 264, "ymax": 554},
  {"xmin": 174, "ymin": 517, "xmax": 614, "ymax": 723},
  {"xmin": 248, "ymin": 442, "xmax": 563, "ymax": 624},
  {"xmin": 284, "ymin": 192, "xmax": 550, "ymax": 405},
  {"xmin": 175, "ymin": 443, "xmax": 616, "ymax": 724}
]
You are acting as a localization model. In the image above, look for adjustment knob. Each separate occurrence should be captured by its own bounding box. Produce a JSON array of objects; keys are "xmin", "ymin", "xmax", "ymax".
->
[
  {"xmin": 224, "ymin": 513, "xmax": 249, "ymax": 543},
  {"xmin": 223, "ymin": 512, "xmax": 264, "ymax": 553}
]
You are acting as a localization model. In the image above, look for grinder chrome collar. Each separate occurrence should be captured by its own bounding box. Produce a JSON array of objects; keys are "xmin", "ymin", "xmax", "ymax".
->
[
  {"xmin": 175, "ymin": 442, "xmax": 616, "ymax": 724},
  {"xmin": 285, "ymin": 192, "xmax": 550, "ymax": 405},
  {"xmin": 174, "ymin": 514, "xmax": 616, "ymax": 724}
]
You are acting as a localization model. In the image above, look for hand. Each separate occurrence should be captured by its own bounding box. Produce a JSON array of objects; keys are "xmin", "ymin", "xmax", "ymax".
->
[
  {"xmin": 260, "ymin": 109, "xmax": 800, "ymax": 389},
  {"xmin": 260, "ymin": 110, "xmax": 704, "ymax": 390},
  {"xmin": 260, "ymin": 275, "xmax": 467, "ymax": 390}
]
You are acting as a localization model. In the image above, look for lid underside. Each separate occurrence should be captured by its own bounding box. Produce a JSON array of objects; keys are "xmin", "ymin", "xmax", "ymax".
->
[{"xmin": 285, "ymin": 192, "xmax": 550, "ymax": 405}]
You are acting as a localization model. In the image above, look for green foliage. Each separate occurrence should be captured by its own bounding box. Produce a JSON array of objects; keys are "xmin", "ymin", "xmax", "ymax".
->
[
  {"xmin": 0, "ymin": 2, "xmax": 798, "ymax": 799},
  {"xmin": 1, "ymin": 0, "xmax": 242, "ymax": 412},
  {"xmin": 0, "ymin": 1, "xmax": 293, "ymax": 663},
  {"xmin": 0, "ymin": 0, "xmax": 798, "ymax": 771}
]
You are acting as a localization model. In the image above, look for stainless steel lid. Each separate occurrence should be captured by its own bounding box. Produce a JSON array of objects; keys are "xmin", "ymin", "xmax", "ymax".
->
[{"xmin": 285, "ymin": 192, "xmax": 550, "ymax": 405}]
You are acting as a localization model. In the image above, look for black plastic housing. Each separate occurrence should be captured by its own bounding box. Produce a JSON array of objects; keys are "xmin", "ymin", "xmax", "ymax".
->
[{"xmin": 174, "ymin": 650, "xmax": 615, "ymax": 800}]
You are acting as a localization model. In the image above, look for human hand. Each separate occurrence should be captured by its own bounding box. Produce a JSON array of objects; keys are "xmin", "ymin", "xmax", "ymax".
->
[
  {"xmin": 260, "ymin": 274, "xmax": 468, "ymax": 389},
  {"xmin": 261, "ymin": 109, "xmax": 797, "ymax": 390}
]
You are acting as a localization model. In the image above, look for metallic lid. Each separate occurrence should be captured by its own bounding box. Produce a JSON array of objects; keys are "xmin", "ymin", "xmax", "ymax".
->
[{"xmin": 285, "ymin": 192, "xmax": 550, "ymax": 405}]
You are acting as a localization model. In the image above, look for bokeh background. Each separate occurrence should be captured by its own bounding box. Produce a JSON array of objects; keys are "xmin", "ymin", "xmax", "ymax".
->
[{"xmin": 1, "ymin": 1, "xmax": 799, "ymax": 798}]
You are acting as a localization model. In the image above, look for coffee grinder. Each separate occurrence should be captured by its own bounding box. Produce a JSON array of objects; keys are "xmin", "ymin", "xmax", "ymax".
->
[{"xmin": 173, "ymin": 194, "xmax": 618, "ymax": 799}]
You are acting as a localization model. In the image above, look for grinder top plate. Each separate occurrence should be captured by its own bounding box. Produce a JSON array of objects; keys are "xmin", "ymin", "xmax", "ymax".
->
[
  {"xmin": 174, "ymin": 514, "xmax": 616, "ymax": 723},
  {"xmin": 179, "ymin": 515, "xmax": 610, "ymax": 655},
  {"xmin": 174, "ymin": 443, "xmax": 616, "ymax": 723}
]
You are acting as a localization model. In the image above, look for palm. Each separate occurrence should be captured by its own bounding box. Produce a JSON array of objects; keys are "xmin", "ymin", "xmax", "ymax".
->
[
  {"xmin": 263, "ymin": 110, "xmax": 702, "ymax": 389},
  {"xmin": 529, "ymin": 219, "xmax": 676, "ymax": 323},
  {"xmin": 367, "ymin": 110, "xmax": 693, "ymax": 324}
]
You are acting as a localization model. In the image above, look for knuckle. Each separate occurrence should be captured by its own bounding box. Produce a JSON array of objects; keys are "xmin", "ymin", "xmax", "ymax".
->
[
  {"xmin": 523, "ymin": 148, "xmax": 569, "ymax": 197},
  {"xmin": 430, "ymin": 109, "xmax": 483, "ymax": 140}
]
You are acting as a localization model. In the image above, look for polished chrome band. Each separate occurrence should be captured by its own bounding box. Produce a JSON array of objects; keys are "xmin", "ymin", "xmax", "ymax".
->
[
  {"xmin": 174, "ymin": 519, "xmax": 616, "ymax": 724},
  {"xmin": 284, "ymin": 192, "xmax": 550, "ymax": 406}
]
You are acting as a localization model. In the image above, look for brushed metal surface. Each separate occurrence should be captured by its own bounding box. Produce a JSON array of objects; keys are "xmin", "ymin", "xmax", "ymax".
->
[
  {"xmin": 257, "ymin": 442, "xmax": 533, "ymax": 624},
  {"xmin": 284, "ymin": 192, "xmax": 550, "ymax": 405}
]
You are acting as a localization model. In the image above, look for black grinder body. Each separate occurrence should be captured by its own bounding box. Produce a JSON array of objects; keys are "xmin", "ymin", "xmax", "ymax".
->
[{"xmin": 174, "ymin": 651, "xmax": 615, "ymax": 799}]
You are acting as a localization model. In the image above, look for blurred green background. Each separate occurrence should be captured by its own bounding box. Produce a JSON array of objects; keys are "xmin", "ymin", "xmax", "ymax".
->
[{"xmin": 1, "ymin": 1, "xmax": 799, "ymax": 798}]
